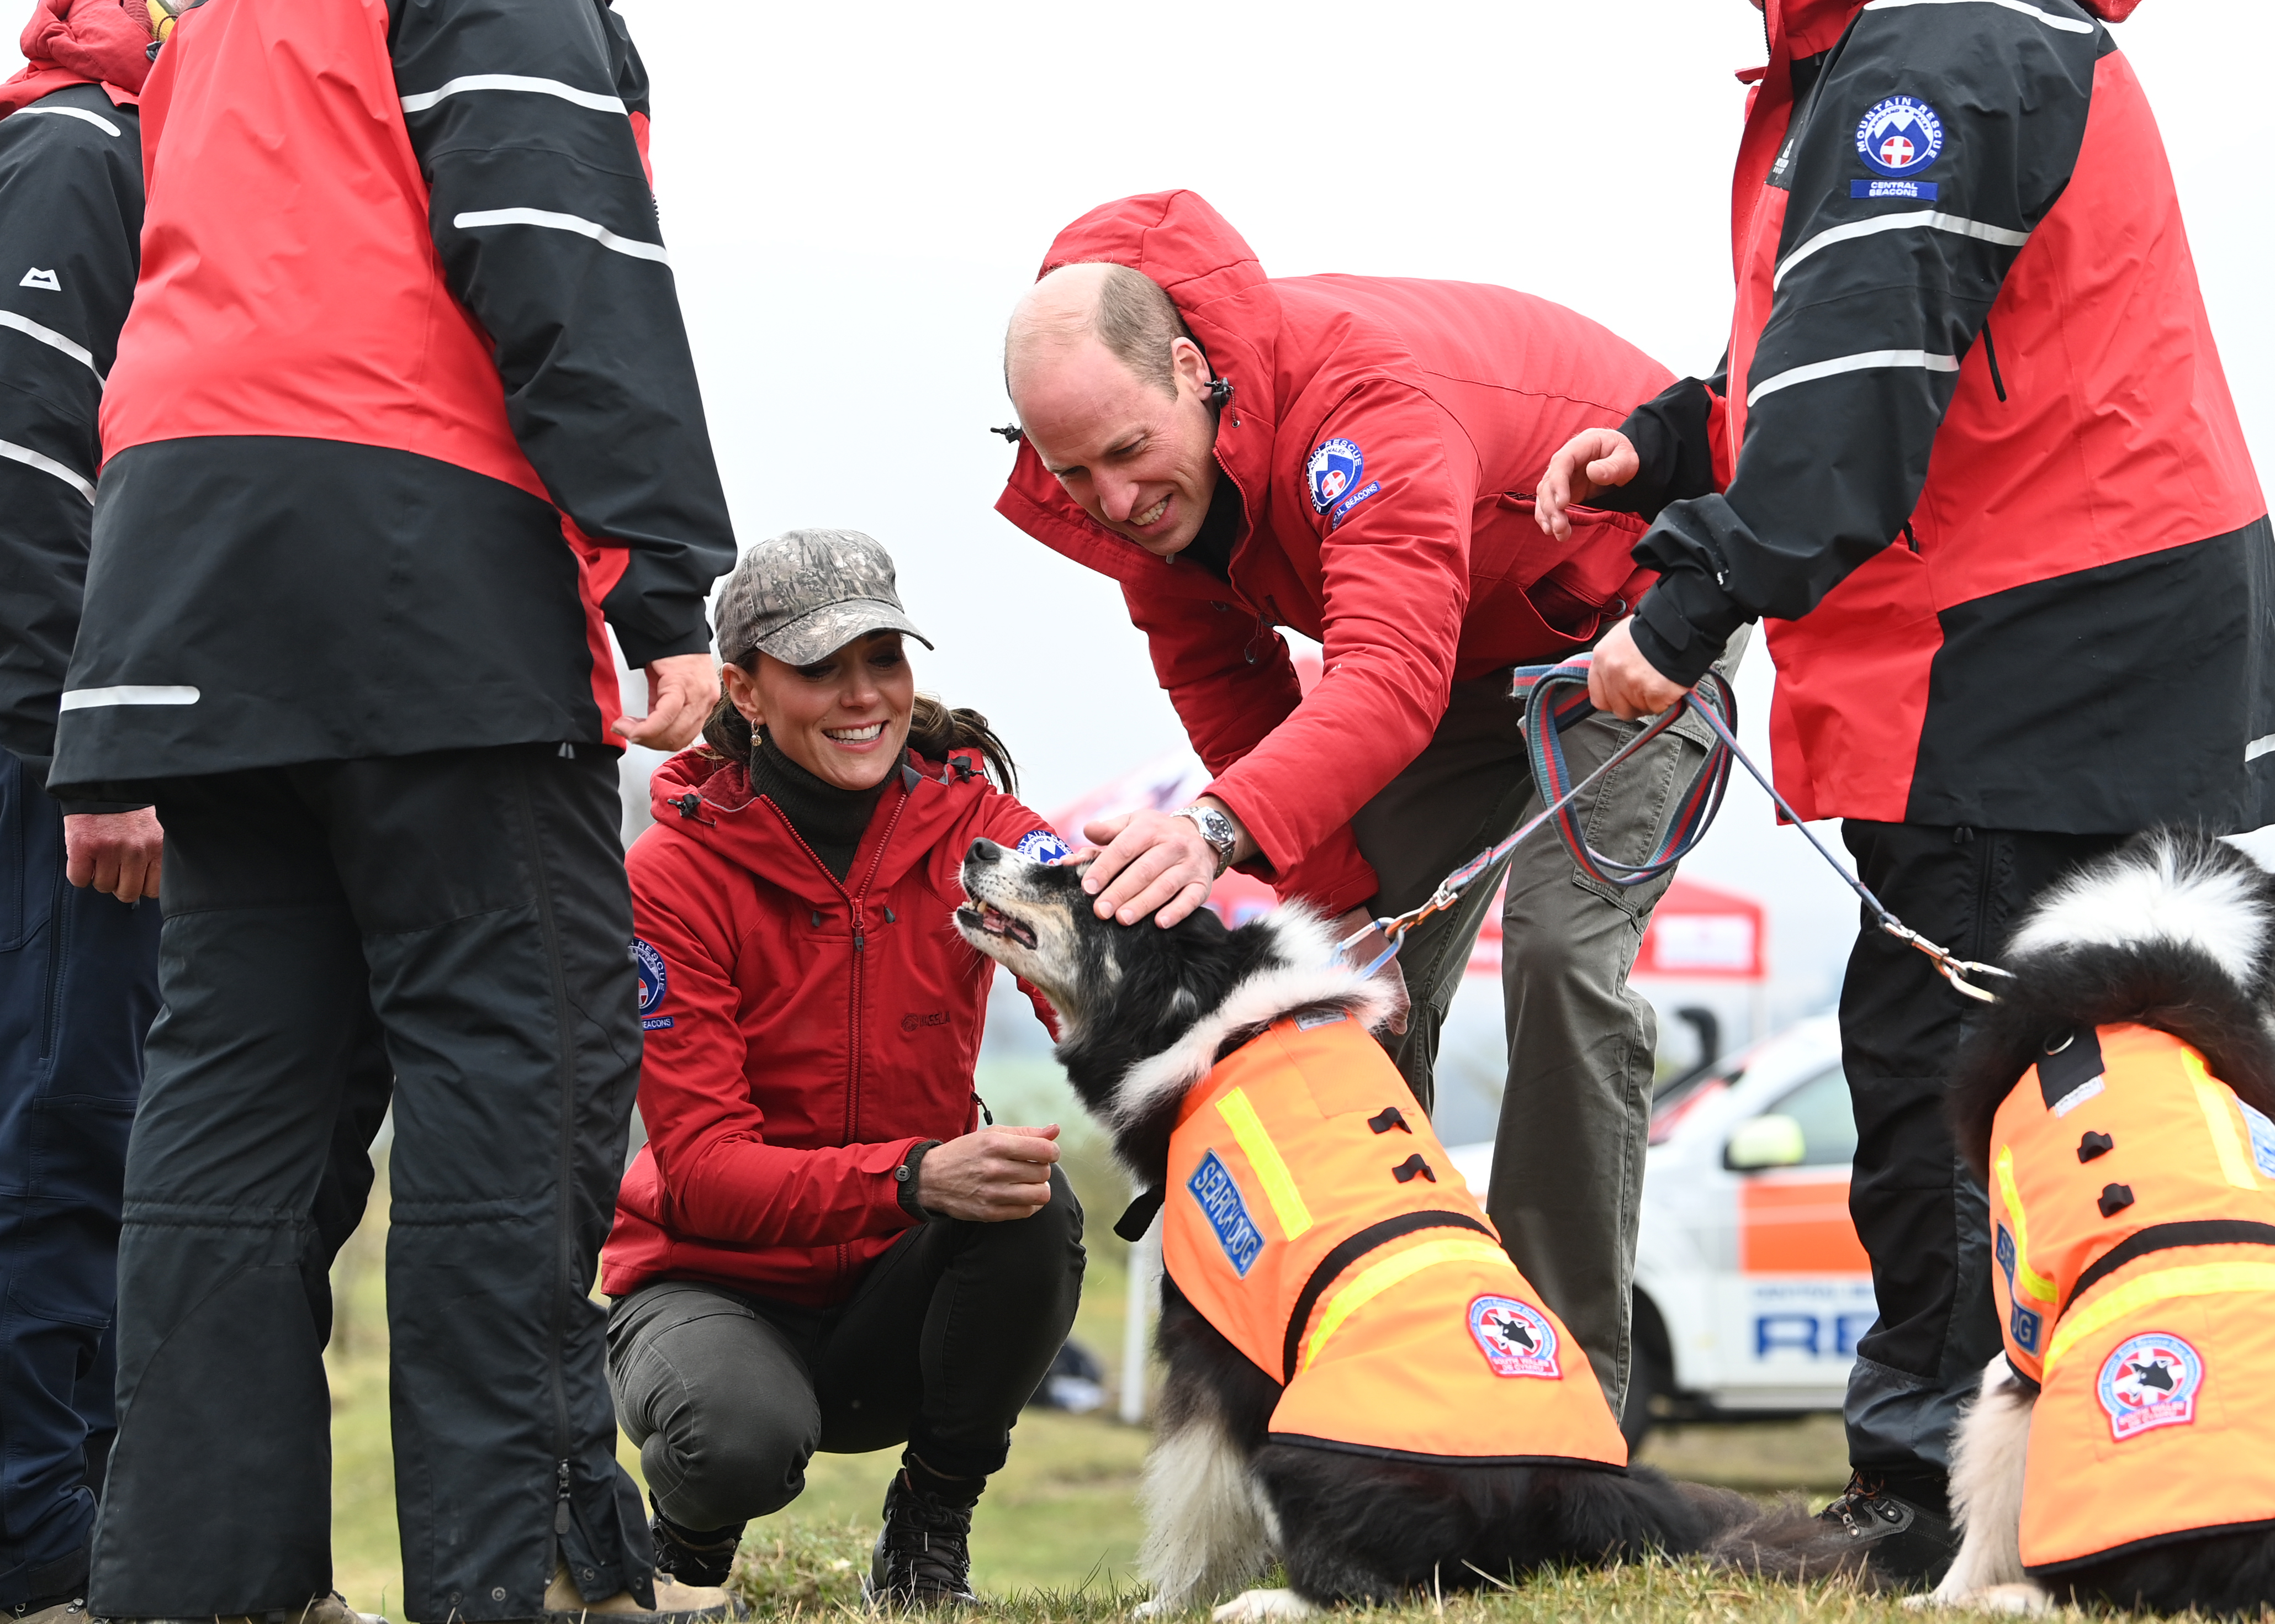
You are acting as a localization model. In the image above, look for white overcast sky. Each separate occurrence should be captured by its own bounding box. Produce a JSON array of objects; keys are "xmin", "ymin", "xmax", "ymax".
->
[{"xmin": 12, "ymin": 2, "xmax": 2270, "ymax": 1016}]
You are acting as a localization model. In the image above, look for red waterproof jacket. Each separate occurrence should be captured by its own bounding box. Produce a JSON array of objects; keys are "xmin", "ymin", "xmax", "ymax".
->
[
  {"xmin": 996, "ymin": 193, "xmax": 1673, "ymax": 915},
  {"xmin": 1612, "ymin": 0, "xmax": 2271, "ymax": 832},
  {"xmin": 600, "ymin": 748, "xmax": 1061, "ymax": 1306},
  {"xmin": 48, "ymin": 0, "xmax": 734, "ymax": 799}
]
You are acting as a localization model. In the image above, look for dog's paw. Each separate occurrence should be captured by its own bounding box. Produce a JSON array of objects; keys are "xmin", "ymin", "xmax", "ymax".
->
[
  {"xmin": 1131, "ymin": 1601, "xmax": 1180, "ymax": 1621},
  {"xmin": 1212, "ymin": 1590, "xmax": 1317, "ymax": 1623},
  {"xmin": 1907, "ymin": 1584, "xmax": 2051, "ymax": 1616}
]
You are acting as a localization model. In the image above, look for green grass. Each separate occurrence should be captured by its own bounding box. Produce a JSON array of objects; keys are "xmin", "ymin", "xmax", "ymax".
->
[{"xmin": 319, "ymin": 1068, "xmax": 1931, "ymax": 1623}]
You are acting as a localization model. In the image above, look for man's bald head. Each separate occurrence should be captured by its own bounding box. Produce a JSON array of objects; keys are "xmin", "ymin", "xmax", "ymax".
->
[{"xmin": 1006, "ymin": 262, "xmax": 1192, "ymax": 400}]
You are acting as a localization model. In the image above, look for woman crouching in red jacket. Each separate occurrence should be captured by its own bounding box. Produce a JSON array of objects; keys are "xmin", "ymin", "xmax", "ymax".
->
[{"xmin": 599, "ymin": 530, "xmax": 1083, "ymax": 1608}]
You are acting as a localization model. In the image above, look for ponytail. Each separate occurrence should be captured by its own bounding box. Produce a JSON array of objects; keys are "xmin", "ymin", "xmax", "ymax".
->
[
  {"xmin": 908, "ymin": 694, "xmax": 1020, "ymax": 797},
  {"xmin": 698, "ymin": 681, "xmax": 1020, "ymax": 797}
]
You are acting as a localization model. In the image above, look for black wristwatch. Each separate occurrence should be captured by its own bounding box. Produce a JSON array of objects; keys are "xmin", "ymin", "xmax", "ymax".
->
[{"xmin": 1175, "ymin": 805, "xmax": 1239, "ymax": 877}]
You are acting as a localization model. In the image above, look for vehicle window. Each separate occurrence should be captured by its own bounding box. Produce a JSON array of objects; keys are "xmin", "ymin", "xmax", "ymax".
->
[{"xmin": 1768, "ymin": 1065, "xmax": 1856, "ymax": 1167}]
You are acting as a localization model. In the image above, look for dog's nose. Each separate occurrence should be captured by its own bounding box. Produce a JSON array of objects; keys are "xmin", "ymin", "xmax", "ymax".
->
[{"xmin": 967, "ymin": 838, "xmax": 1004, "ymax": 865}]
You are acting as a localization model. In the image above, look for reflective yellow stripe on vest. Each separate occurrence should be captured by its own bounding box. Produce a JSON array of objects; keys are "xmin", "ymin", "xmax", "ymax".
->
[
  {"xmin": 1995, "ymin": 1145, "xmax": 2060, "ymax": 1306},
  {"xmin": 2187, "ymin": 1049, "xmax": 2261, "ymax": 1191},
  {"xmin": 1216, "ymin": 1087, "xmax": 1313, "ymax": 1240},
  {"xmin": 2044, "ymin": 1261, "xmax": 2275, "ymax": 1374},
  {"xmin": 1298, "ymin": 1235, "xmax": 1510, "ymax": 1373}
]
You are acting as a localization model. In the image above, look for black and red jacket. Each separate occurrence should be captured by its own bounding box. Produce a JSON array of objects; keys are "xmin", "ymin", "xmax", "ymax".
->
[
  {"xmin": 0, "ymin": 0, "xmax": 147, "ymax": 794},
  {"xmin": 46, "ymin": 0, "xmax": 735, "ymax": 796},
  {"xmin": 1611, "ymin": 0, "xmax": 2271, "ymax": 831}
]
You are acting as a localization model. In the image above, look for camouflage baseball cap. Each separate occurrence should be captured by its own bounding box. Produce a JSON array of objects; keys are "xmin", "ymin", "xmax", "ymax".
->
[{"xmin": 713, "ymin": 529, "xmax": 934, "ymax": 667}]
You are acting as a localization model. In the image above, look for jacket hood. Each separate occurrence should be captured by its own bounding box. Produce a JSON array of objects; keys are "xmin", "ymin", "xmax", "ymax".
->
[
  {"xmin": 1, "ymin": 0, "xmax": 151, "ymax": 119},
  {"xmin": 645, "ymin": 744, "xmax": 990, "ymax": 902},
  {"xmin": 1000, "ymin": 190, "xmax": 1285, "ymax": 592}
]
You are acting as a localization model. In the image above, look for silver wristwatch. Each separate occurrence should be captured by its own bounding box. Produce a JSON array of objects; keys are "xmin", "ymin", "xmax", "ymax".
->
[{"xmin": 1174, "ymin": 805, "xmax": 1239, "ymax": 877}]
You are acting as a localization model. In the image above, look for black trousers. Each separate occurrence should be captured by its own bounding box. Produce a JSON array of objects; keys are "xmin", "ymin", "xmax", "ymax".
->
[
  {"xmin": 89, "ymin": 745, "xmax": 648, "ymax": 1623},
  {"xmin": 607, "ymin": 1169, "xmax": 1084, "ymax": 1532},
  {"xmin": 0, "ymin": 753, "xmax": 160, "ymax": 1609},
  {"xmin": 1838, "ymin": 822, "xmax": 2123, "ymax": 1485}
]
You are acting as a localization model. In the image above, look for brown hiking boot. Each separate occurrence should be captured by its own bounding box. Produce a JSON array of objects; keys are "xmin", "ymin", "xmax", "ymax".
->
[
  {"xmin": 113, "ymin": 1594, "xmax": 388, "ymax": 1624},
  {"xmin": 540, "ymin": 1564, "xmax": 740, "ymax": 1624}
]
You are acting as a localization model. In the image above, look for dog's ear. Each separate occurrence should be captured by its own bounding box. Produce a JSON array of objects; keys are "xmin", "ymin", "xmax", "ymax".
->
[{"xmin": 1168, "ymin": 905, "xmax": 1231, "ymax": 946}]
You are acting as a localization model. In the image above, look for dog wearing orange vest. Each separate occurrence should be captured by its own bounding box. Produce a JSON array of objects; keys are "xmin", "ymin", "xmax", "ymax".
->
[
  {"xmin": 1925, "ymin": 830, "xmax": 2275, "ymax": 1616},
  {"xmin": 951, "ymin": 838, "xmax": 1771, "ymax": 1618}
]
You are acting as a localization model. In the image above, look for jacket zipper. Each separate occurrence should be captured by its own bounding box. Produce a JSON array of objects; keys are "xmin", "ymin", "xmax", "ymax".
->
[
  {"xmin": 756, "ymin": 782, "xmax": 915, "ymax": 1289},
  {"xmin": 1980, "ymin": 320, "xmax": 2008, "ymax": 403}
]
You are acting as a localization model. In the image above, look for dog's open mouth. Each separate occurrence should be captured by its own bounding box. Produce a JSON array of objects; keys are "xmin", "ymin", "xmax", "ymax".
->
[{"xmin": 958, "ymin": 903, "xmax": 1038, "ymax": 950}]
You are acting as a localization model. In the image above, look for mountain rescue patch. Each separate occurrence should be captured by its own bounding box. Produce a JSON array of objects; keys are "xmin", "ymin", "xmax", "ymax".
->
[
  {"xmin": 1853, "ymin": 95, "xmax": 1943, "ymax": 199},
  {"xmin": 1306, "ymin": 438, "xmax": 1364, "ymax": 512},
  {"xmin": 634, "ymin": 938, "xmax": 673, "ymax": 1031},
  {"xmin": 1188, "ymin": 1149, "xmax": 1266, "ymax": 1276},
  {"xmin": 2097, "ymin": 1332, "xmax": 2203, "ymax": 1441},
  {"xmin": 1469, "ymin": 1294, "xmax": 1560, "ymax": 1378},
  {"xmin": 1016, "ymin": 827, "xmax": 1071, "ymax": 864}
]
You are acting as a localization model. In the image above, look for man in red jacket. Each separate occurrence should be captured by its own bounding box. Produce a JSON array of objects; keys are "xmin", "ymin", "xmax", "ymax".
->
[
  {"xmin": 1538, "ymin": 0, "xmax": 2271, "ymax": 1583},
  {"xmin": 996, "ymin": 190, "xmax": 1738, "ymax": 1422}
]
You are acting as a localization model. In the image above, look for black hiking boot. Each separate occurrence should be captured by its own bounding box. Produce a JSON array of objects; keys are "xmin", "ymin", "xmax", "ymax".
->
[
  {"xmin": 863, "ymin": 1468, "xmax": 980, "ymax": 1610},
  {"xmin": 650, "ymin": 1498, "xmax": 745, "ymax": 1591},
  {"xmin": 1816, "ymin": 1470, "xmax": 1959, "ymax": 1586}
]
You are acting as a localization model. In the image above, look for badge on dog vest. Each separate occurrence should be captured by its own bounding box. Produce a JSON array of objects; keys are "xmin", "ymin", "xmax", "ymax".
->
[
  {"xmin": 2098, "ymin": 1332, "xmax": 2204, "ymax": 1441},
  {"xmin": 1469, "ymin": 1294, "xmax": 1560, "ymax": 1378},
  {"xmin": 1188, "ymin": 1149, "xmax": 1266, "ymax": 1276}
]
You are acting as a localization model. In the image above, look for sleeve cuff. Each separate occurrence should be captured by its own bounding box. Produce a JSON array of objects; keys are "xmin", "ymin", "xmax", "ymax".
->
[
  {"xmin": 57, "ymin": 798, "xmax": 152, "ymax": 817},
  {"xmin": 614, "ymin": 623, "xmax": 715, "ymax": 669},
  {"xmin": 894, "ymin": 1139, "xmax": 943, "ymax": 1222}
]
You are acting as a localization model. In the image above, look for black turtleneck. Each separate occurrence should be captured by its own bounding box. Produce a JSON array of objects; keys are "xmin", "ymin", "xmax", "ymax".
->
[{"xmin": 750, "ymin": 729, "xmax": 888, "ymax": 882}]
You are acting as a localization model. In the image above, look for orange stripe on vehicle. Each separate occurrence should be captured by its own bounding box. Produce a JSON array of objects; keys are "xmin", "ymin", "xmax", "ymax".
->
[{"xmin": 1740, "ymin": 1177, "xmax": 1870, "ymax": 1273}]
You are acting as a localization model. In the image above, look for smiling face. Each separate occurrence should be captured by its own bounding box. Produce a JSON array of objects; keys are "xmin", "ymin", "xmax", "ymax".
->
[
  {"xmin": 1009, "ymin": 330, "xmax": 1224, "ymax": 559},
  {"xmin": 724, "ymin": 629, "xmax": 914, "ymax": 791}
]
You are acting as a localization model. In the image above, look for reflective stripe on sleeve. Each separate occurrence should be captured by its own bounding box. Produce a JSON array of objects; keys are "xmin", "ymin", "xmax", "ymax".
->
[
  {"xmin": 1774, "ymin": 210, "xmax": 2032, "ymax": 290},
  {"xmin": 1746, "ymin": 348, "xmax": 1960, "ymax": 409},
  {"xmin": 59, "ymin": 685, "xmax": 200, "ymax": 710},
  {"xmin": 0, "ymin": 309, "xmax": 101, "ymax": 379},
  {"xmin": 1861, "ymin": 0, "xmax": 2095, "ymax": 32},
  {"xmin": 0, "ymin": 436, "xmax": 92, "ymax": 500},
  {"xmin": 15, "ymin": 104, "xmax": 121, "ymax": 137},
  {"xmin": 450, "ymin": 207, "xmax": 669, "ymax": 265},
  {"xmin": 400, "ymin": 73, "xmax": 627, "ymax": 115},
  {"xmin": 1994, "ymin": 1145, "xmax": 2061, "ymax": 1306},
  {"xmin": 1215, "ymin": 1088, "xmax": 1313, "ymax": 1240},
  {"xmin": 1299, "ymin": 1236, "xmax": 1510, "ymax": 1372}
]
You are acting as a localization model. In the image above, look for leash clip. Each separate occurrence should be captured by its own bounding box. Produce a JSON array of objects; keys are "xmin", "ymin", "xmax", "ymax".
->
[{"xmin": 1879, "ymin": 919, "xmax": 2017, "ymax": 1004}]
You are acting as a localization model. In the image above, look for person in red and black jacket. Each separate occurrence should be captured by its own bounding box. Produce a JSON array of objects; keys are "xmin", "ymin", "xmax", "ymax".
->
[
  {"xmin": 45, "ymin": 3, "xmax": 739, "ymax": 1622},
  {"xmin": 1537, "ymin": 0, "xmax": 2271, "ymax": 1584},
  {"xmin": 0, "ymin": 7, "xmax": 160, "ymax": 1619},
  {"xmin": 600, "ymin": 531, "xmax": 1083, "ymax": 1610}
]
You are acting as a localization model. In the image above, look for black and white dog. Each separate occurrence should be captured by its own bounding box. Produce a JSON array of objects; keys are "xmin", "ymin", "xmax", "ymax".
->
[
  {"xmin": 1925, "ymin": 831, "xmax": 2275, "ymax": 1616},
  {"xmin": 952, "ymin": 839, "xmax": 1761, "ymax": 1619}
]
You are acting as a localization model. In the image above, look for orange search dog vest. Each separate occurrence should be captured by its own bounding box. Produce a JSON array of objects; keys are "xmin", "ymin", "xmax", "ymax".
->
[
  {"xmin": 1161, "ymin": 1011, "xmax": 1627, "ymax": 1468},
  {"xmin": 1991, "ymin": 1023, "xmax": 2275, "ymax": 1571}
]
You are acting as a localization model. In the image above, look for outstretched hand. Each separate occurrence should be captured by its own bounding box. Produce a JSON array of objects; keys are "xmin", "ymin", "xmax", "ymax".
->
[
  {"xmin": 916, "ymin": 1124, "xmax": 1062, "ymax": 1222},
  {"xmin": 1535, "ymin": 427, "xmax": 1639, "ymax": 541},
  {"xmin": 615, "ymin": 653, "xmax": 721, "ymax": 752}
]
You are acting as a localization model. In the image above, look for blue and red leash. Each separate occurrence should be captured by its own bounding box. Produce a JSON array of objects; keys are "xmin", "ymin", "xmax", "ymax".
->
[{"xmin": 1336, "ymin": 658, "xmax": 2014, "ymax": 1003}]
